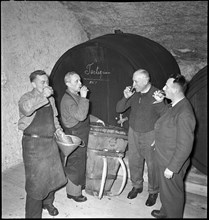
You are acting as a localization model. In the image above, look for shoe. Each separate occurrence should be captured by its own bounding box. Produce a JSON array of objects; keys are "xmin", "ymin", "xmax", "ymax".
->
[
  {"xmin": 151, "ymin": 210, "xmax": 167, "ymax": 218},
  {"xmin": 145, "ymin": 193, "xmax": 158, "ymax": 206},
  {"xmin": 42, "ymin": 204, "xmax": 59, "ymax": 216},
  {"xmin": 67, "ymin": 194, "xmax": 87, "ymax": 202},
  {"xmin": 127, "ymin": 187, "xmax": 143, "ymax": 199}
]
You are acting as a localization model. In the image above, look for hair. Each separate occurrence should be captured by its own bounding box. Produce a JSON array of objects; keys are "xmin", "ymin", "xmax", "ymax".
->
[
  {"xmin": 64, "ymin": 71, "xmax": 77, "ymax": 84},
  {"xmin": 169, "ymin": 73, "xmax": 187, "ymax": 92},
  {"xmin": 29, "ymin": 70, "xmax": 47, "ymax": 82},
  {"xmin": 134, "ymin": 69, "xmax": 150, "ymax": 81}
]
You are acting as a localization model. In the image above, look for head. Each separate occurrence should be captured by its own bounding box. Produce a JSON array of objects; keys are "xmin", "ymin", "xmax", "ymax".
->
[
  {"xmin": 132, "ymin": 69, "xmax": 150, "ymax": 92},
  {"xmin": 163, "ymin": 74, "xmax": 187, "ymax": 100},
  {"xmin": 64, "ymin": 72, "xmax": 82, "ymax": 94},
  {"xmin": 30, "ymin": 70, "xmax": 49, "ymax": 93}
]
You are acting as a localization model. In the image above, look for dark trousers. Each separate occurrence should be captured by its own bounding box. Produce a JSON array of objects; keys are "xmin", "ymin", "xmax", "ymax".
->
[
  {"xmin": 25, "ymin": 191, "xmax": 55, "ymax": 218},
  {"xmin": 157, "ymin": 164, "xmax": 187, "ymax": 218},
  {"xmin": 128, "ymin": 127, "xmax": 159, "ymax": 194}
]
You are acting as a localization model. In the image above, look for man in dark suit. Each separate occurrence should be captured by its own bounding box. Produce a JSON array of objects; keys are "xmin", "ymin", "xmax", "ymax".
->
[{"xmin": 151, "ymin": 74, "xmax": 196, "ymax": 218}]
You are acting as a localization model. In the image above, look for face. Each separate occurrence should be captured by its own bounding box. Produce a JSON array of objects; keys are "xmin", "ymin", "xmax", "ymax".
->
[
  {"xmin": 163, "ymin": 78, "xmax": 176, "ymax": 100},
  {"xmin": 32, "ymin": 74, "xmax": 49, "ymax": 93},
  {"xmin": 66, "ymin": 74, "xmax": 82, "ymax": 93},
  {"xmin": 132, "ymin": 72, "xmax": 149, "ymax": 92}
]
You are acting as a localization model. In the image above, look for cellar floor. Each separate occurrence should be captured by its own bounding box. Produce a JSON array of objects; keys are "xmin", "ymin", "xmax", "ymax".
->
[{"xmin": 2, "ymin": 162, "xmax": 207, "ymax": 218}]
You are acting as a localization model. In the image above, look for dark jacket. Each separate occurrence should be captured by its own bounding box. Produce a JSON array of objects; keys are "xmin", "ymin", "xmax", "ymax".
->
[
  {"xmin": 154, "ymin": 98, "xmax": 196, "ymax": 173},
  {"xmin": 60, "ymin": 90, "xmax": 90, "ymax": 186}
]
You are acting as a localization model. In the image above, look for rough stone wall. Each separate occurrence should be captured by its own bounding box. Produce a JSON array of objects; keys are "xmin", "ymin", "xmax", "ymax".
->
[
  {"xmin": 1, "ymin": 1, "xmax": 88, "ymax": 171},
  {"xmin": 62, "ymin": 1, "xmax": 207, "ymax": 80}
]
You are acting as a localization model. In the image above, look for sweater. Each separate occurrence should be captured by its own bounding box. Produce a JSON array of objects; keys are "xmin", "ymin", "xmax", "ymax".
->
[{"xmin": 116, "ymin": 85, "xmax": 165, "ymax": 133}]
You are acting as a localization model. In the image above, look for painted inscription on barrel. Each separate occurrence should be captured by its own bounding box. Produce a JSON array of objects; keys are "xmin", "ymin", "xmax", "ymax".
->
[{"xmin": 84, "ymin": 62, "xmax": 111, "ymax": 84}]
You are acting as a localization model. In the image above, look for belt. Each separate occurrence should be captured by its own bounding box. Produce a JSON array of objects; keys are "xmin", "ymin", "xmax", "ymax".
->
[{"xmin": 23, "ymin": 133, "xmax": 53, "ymax": 139}]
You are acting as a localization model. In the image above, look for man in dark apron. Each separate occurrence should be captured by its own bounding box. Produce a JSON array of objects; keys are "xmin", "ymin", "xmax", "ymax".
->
[
  {"xmin": 60, "ymin": 71, "xmax": 104, "ymax": 202},
  {"xmin": 18, "ymin": 70, "xmax": 67, "ymax": 218}
]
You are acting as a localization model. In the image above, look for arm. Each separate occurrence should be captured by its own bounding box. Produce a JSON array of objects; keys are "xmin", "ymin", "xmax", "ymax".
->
[
  {"xmin": 49, "ymin": 97, "xmax": 63, "ymax": 131},
  {"xmin": 62, "ymin": 95, "xmax": 89, "ymax": 123},
  {"xmin": 167, "ymin": 112, "xmax": 196, "ymax": 173},
  {"xmin": 18, "ymin": 91, "xmax": 51, "ymax": 131},
  {"xmin": 18, "ymin": 91, "xmax": 49, "ymax": 116},
  {"xmin": 70, "ymin": 97, "xmax": 89, "ymax": 121},
  {"xmin": 152, "ymin": 90, "xmax": 168, "ymax": 116},
  {"xmin": 90, "ymin": 115, "xmax": 105, "ymax": 126},
  {"xmin": 116, "ymin": 96, "xmax": 131, "ymax": 113},
  {"xmin": 155, "ymin": 100, "xmax": 168, "ymax": 116},
  {"xmin": 116, "ymin": 86, "xmax": 134, "ymax": 113}
]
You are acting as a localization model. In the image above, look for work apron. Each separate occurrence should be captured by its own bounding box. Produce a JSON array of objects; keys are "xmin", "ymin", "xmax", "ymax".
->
[
  {"xmin": 22, "ymin": 104, "xmax": 67, "ymax": 200},
  {"xmin": 60, "ymin": 93, "xmax": 90, "ymax": 186}
]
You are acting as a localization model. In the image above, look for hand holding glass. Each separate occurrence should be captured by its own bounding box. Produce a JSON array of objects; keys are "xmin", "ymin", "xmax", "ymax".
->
[
  {"xmin": 152, "ymin": 90, "xmax": 165, "ymax": 103},
  {"xmin": 124, "ymin": 86, "xmax": 135, "ymax": 98}
]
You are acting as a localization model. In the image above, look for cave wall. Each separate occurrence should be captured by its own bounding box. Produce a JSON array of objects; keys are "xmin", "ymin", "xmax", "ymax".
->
[
  {"xmin": 63, "ymin": 1, "xmax": 207, "ymax": 80},
  {"xmin": 1, "ymin": 1, "xmax": 207, "ymax": 171},
  {"xmin": 1, "ymin": 1, "xmax": 88, "ymax": 171}
]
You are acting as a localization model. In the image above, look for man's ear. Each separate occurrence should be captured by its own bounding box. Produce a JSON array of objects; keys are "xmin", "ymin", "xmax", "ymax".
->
[
  {"xmin": 31, "ymin": 81, "xmax": 36, "ymax": 88},
  {"xmin": 145, "ymin": 77, "xmax": 149, "ymax": 85},
  {"xmin": 172, "ymin": 86, "xmax": 178, "ymax": 94},
  {"xmin": 65, "ymin": 82, "xmax": 69, "ymax": 87}
]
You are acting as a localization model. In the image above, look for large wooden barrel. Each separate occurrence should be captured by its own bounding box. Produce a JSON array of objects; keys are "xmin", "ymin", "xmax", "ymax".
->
[
  {"xmin": 50, "ymin": 32, "xmax": 180, "ymax": 129},
  {"xmin": 186, "ymin": 66, "xmax": 207, "ymax": 175}
]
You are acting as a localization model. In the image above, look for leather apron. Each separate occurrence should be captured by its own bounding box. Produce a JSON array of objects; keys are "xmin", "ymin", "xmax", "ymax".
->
[
  {"xmin": 60, "ymin": 92, "xmax": 90, "ymax": 186},
  {"xmin": 22, "ymin": 104, "xmax": 67, "ymax": 200}
]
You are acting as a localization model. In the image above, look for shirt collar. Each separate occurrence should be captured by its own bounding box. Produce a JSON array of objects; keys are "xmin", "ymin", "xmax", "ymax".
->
[{"xmin": 171, "ymin": 97, "xmax": 185, "ymax": 107}]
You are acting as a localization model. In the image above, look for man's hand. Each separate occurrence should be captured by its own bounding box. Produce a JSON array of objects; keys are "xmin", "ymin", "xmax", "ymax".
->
[
  {"xmin": 123, "ymin": 86, "xmax": 135, "ymax": 99},
  {"xmin": 97, "ymin": 119, "xmax": 105, "ymax": 126},
  {"xmin": 80, "ymin": 85, "xmax": 89, "ymax": 98},
  {"xmin": 55, "ymin": 128, "xmax": 64, "ymax": 137},
  {"xmin": 152, "ymin": 90, "xmax": 165, "ymax": 104},
  {"xmin": 43, "ymin": 86, "xmax": 53, "ymax": 98},
  {"xmin": 164, "ymin": 168, "xmax": 174, "ymax": 179}
]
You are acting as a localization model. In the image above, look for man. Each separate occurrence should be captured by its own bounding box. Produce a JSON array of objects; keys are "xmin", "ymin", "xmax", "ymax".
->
[
  {"xmin": 18, "ymin": 70, "xmax": 67, "ymax": 218},
  {"xmin": 116, "ymin": 69, "xmax": 165, "ymax": 206},
  {"xmin": 151, "ymin": 74, "xmax": 196, "ymax": 218},
  {"xmin": 60, "ymin": 71, "xmax": 104, "ymax": 202}
]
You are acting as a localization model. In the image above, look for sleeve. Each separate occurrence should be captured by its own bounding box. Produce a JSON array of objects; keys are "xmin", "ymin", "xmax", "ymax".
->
[
  {"xmin": 167, "ymin": 112, "xmax": 196, "ymax": 173},
  {"xmin": 116, "ymin": 96, "xmax": 131, "ymax": 113},
  {"xmin": 154, "ymin": 100, "xmax": 169, "ymax": 116},
  {"xmin": 49, "ymin": 97, "xmax": 62, "ymax": 131},
  {"xmin": 64, "ymin": 96, "xmax": 89, "ymax": 122},
  {"xmin": 18, "ymin": 92, "xmax": 49, "ymax": 116}
]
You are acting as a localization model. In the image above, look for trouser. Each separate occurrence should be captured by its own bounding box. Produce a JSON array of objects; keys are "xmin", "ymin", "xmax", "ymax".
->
[
  {"xmin": 66, "ymin": 178, "xmax": 82, "ymax": 196},
  {"xmin": 157, "ymin": 164, "xmax": 187, "ymax": 218},
  {"xmin": 128, "ymin": 127, "xmax": 159, "ymax": 194},
  {"xmin": 25, "ymin": 191, "xmax": 55, "ymax": 218}
]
